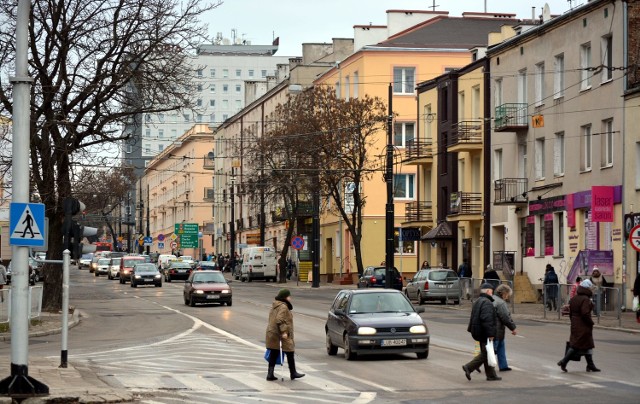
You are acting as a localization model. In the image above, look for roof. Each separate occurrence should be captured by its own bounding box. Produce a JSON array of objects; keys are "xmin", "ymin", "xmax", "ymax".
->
[
  {"xmin": 422, "ymin": 222, "xmax": 453, "ymax": 240},
  {"xmin": 377, "ymin": 16, "xmax": 519, "ymax": 50}
]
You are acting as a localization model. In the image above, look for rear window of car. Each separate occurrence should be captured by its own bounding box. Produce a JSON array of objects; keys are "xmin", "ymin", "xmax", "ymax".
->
[
  {"xmin": 110, "ymin": 258, "xmax": 122, "ymax": 265},
  {"xmin": 170, "ymin": 262, "xmax": 191, "ymax": 269},
  {"xmin": 135, "ymin": 264, "xmax": 157, "ymax": 273},
  {"xmin": 124, "ymin": 259, "xmax": 143, "ymax": 267},
  {"xmin": 428, "ymin": 270, "xmax": 458, "ymax": 281},
  {"xmin": 373, "ymin": 268, "xmax": 400, "ymax": 277}
]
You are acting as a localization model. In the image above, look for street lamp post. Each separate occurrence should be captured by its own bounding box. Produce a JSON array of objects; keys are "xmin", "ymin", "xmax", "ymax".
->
[{"xmin": 229, "ymin": 159, "xmax": 240, "ymax": 270}]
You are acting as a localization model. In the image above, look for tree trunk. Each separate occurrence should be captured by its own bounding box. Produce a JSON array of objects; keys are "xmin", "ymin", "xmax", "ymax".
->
[
  {"xmin": 352, "ymin": 234, "xmax": 364, "ymax": 275},
  {"xmin": 278, "ymin": 218, "xmax": 296, "ymax": 283}
]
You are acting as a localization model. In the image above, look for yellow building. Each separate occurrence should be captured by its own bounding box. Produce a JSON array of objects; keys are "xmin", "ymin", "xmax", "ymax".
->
[{"xmin": 314, "ymin": 12, "xmax": 519, "ymax": 282}]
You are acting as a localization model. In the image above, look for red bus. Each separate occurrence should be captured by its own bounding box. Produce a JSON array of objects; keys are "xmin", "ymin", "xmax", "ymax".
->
[{"xmin": 94, "ymin": 242, "xmax": 113, "ymax": 252}]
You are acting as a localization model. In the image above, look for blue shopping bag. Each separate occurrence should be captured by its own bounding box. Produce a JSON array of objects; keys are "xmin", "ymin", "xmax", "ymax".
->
[{"xmin": 264, "ymin": 349, "xmax": 283, "ymax": 365}]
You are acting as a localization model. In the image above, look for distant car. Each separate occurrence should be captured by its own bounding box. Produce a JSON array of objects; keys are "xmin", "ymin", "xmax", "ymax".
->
[
  {"xmin": 180, "ymin": 256, "xmax": 196, "ymax": 268},
  {"xmin": 163, "ymin": 261, "xmax": 192, "ymax": 282},
  {"xmin": 404, "ymin": 268, "xmax": 461, "ymax": 305},
  {"xmin": 157, "ymin": 254, "xmax": 177, "ymax": 270},
  {"xmin": 118, "ymin": 256, "xmax": 146, "ymax": 283},
  {"xmin": 107, "ymin": 257, "xmax": 123, "ymax": 280},
  {"xmin": 183, "ymin": 270, "xmax": 232, "ymax": 307},
  {"xmin": 78, "ymin": 253, "xmax": 94, "ymax": 269},
  {"xmin": 357, "ymin": 266, "xmax": 403, "ymax": 291},
  {"xmin": 89, "ymin": 255, "xmax": 102, "ymax": 273},
  {"xmin": 7, "ymin": 261, "xmax": 37, "ymax": 285},
  {"xmin": 28, "ymin": 257, "xmax": 44, "ymax": 282},
  {"xmin": 196, "ymin": 261, "xmax": 217, "ymax": 271},
  {"xmin": 325, "ymin": 289, "xmax": 429, "ymax": 360},
  {"xmin": 94, "ymin": 258, "xmax": 111, "ymax": 277},
  {"xmin": 130, "ymin": 263, "xmax": 162, "ymax": 288}
]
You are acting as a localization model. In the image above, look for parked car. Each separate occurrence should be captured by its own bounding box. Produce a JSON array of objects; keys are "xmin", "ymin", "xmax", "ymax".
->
[
  {"xmin": 357, "ymin": 266, "xmax": 403, "ymax": 291},
  {"xmin": 7, "ymin": 261, "xmax": 37, "ymax": 285},
  {"xmin": 404, "ymin": 268, "xmax": 461, "ymax": 305},
  {"xmin": 163, "ymin": 261, "xmax": 192, "ymax": 282},
  {"xmin": 183, "ymin": 270, "xmax": 232, "ymax": 307},
  {"xmin": 130, "ymin": 263, "xmax": 162, "ymax": 288},
  {"xmin": 107, "ymin": 257, "xmax": 123, "ymax": 280},
  {"xmin": 325, "ymin": 289, "xmax": 429, "ymax": 360},
  {"xmin": 118, "ymin": 256, "xmax": 146, "ymax": 283},
  {"xmin": 94, "ymin": 258, "xmax": 111, "ymax": 277},
  {"xmin": 78, "ymin": 253, "xmax": 94, "ymax": 269},
  {"xmin": 240, "ymin": 246, "xmax": 277, "ymax": 282},
  {"xmin": 196, "ymin": 261, "xmax": 217, "ymax": 271}
]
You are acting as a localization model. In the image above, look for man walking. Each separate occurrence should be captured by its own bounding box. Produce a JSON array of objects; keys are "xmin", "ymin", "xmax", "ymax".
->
[{"xmin": 462, "ymin": 283, "xmax": 501, "ymax": 381}]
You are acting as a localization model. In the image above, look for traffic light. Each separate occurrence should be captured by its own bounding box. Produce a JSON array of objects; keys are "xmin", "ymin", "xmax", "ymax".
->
[{"xmin": 62, "ymin": 197, "xmax": 98, "ymax": 259}]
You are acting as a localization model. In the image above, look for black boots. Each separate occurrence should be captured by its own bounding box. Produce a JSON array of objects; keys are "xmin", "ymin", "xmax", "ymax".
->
[
  {"xmin": 266, "ymin": 366, "xmax": 277, "ymax": 381},
  {"xmin": 585, "ymin": 355, "xmax": 601, "ymax": 372},
  {"xmin": 286, "ymin": 352, "xmax": 305, "ymax": 380}
]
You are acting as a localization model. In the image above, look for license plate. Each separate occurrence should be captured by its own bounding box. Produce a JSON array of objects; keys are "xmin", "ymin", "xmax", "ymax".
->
[
  {"xmin": 381, "ymin": 339, "xmax": 406, "ymax": 346},
  {"xmin": 439, "ymin": 284, "xmax": 452, "ymax": 288},
  {"xmin": 206, "ymin": 295, "xmax": 219, "ymax": 299},
  {"xmin": 178, "ymin": 270, "xmax": 186, "ymax": 273}
]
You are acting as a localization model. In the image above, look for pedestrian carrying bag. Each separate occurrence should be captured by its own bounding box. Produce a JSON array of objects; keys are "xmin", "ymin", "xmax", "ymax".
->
[
  {"xmin": 486, "ymin": 339, "xmax": 497, "ymax": 368},
  {"xmin": 564, "ymin": 342, "xmax": 581, "ymax": 362},
  {"xmin": 264, "ymin": 349, "xmax": 283, "ymax": 365}
]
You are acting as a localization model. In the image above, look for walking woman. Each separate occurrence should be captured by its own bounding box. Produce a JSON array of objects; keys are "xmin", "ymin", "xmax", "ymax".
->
[
  {"xmin": 265, "ymin": 289, "xmax": 305, "ymax": 381},
  {"xmin": 557, "ymin": 279, "xmax": 601, "ymax": 372},
  {"xmin": 493, "ymin": 284, "xmax": 517, "ymax": 371}
]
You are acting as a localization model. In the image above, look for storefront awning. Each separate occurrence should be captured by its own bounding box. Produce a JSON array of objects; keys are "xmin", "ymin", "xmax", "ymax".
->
[{"xmin": 421, "ymin": 221, "xmax": 453, "ymax": 240}]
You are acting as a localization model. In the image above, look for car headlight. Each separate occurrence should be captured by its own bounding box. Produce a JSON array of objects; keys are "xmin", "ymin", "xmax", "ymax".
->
[
  {"xmin": 221, "ymin": 289, "xmax": 231, "ymax": 294},
  {"xmin": 154, "ymin": 274, "xmax": 161, "ymax": 278},
  {"xmin": 124, "ymin": 270, "xmax": 129, "ymax": 274},
  {"xmin": 357, "ymin": 327, "xmax": 377, "ymax": 336},
  {"xmin": 410, "ymin": 325, "xmax": 427, "ymax": 334},
  {"xmin": 195, "ymin": 290, "xmax": 204, "ymax": 294},
  {"xmin": 134, "ymin": 275, "xmax": 141, "ymax": 279}
]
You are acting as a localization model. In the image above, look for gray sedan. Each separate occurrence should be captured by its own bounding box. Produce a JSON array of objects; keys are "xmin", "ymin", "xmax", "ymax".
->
[{"xmin": 404, "ymin": 268, "xmax": 461, "ymax": 305}]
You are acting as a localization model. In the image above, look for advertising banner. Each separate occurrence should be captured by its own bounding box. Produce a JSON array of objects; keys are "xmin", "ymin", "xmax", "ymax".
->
[{"xmin": 591, "ymin": 186, "xmax": 614, "ymax": 222}]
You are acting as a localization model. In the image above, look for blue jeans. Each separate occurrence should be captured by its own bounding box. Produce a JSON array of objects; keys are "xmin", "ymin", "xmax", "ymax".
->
[{"xmin": 493, "ymin": 339, "xmax": 508, "ymax": 370}]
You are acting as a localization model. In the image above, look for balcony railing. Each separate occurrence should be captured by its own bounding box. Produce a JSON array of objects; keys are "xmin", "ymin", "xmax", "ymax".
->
[
  {"xmin": 403, "ymin": 140, "xmax": 434, "ymax": 162},
  {"xmin": 203, "ymin": 187, "xmax": 215, "ymax": 202},
  {"xmin": 494, "ymin": 178, "xmax": 528, "ymax": 205},
  {"xmin": 405, "ymin": 201, "xmax": 433, "ymax": 223},
  {"xmin": 449, "ymin": 192, "xmax": 482, "ymax": 216},
  {"xmin": 494, "ymin": 103, "xmax": 528, "ymax": 131},
  {"xmin": 449, "ymin": 120, "xmax": 483, "ymax": 148}
]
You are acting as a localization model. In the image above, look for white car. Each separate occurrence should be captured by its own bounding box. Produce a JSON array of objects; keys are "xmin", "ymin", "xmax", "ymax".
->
[
  {"xmin": 95, "ymin": 258, "xmax": 110, "ymax": 277},
  {"xmin": 107, "ymin": 257, "xmax": 122, "ymax": 280},
  {"xmin": 180, "ymin": 256, "xmax": 196, "ymax": 268},
  {"xmin": 78, "ymin": 253, "xmax": 94, "ymax": 269}
]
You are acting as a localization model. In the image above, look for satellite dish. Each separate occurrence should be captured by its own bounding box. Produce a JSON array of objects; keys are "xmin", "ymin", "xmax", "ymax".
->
[{"xmin": 542, "ymin": 3, "xmax": 551, "ymax": 22}]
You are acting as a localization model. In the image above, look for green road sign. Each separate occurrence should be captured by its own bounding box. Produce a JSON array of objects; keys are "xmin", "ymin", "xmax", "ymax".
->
[{"xmin": 175, "ymin": 222, "xmax": 199, "ymax": 248}]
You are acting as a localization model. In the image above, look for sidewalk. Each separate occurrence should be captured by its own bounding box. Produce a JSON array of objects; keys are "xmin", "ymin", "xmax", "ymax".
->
[{"xmin": 0, "ymin": 310, "xmax": 135, "ymax": 403}]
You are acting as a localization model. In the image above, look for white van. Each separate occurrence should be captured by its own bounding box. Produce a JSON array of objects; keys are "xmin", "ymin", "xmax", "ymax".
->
[
  {"xmin": 240, "ymin": 247, "xmax": 277, "ymax": 282},
  {"xmin": 157, "ymin": 254, "xmax": 177, "ymax": 270}
]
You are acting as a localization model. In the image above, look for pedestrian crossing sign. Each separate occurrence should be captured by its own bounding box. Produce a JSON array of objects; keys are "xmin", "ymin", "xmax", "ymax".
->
[{"xmin": 10, "ymin": 202, "xmax": 45, "ymax": 247}]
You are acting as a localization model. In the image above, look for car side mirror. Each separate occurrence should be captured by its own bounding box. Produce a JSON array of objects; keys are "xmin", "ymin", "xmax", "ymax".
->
[
  {"xmin": 414, "ymin": 306, "xmax": 425, "ymax": 314},
  {"xmin": 334, "ymin": 308, "xmax": 345, "ymax": 316}
]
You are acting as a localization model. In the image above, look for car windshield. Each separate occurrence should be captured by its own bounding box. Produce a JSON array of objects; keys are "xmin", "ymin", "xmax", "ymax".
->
[
  {"xmin": 124, "ymin": 259, "xmax": 143, "ymax": 267},
  {"xmin": 429, "ymin": 271, "xmax": 458, "ymax": 281},
  {"xmin": 110, "ymin": 258, "xmax": 122, "ymax": 265},
  {"xmin": 349, "ymin": 292, "xmax": 414, "ymax": 314},
  {"xmin": 170, "ymin": 262, "xmax": 191, "ymax": 269},
  {"xmin": 98, "ymin": 259, "xmax": 110, "ymax": 265},
  {"xmin": 81, "ymin": 254, "xmax": 93, "ymax": 260},
  {"xmin": 134, "ymin": 264, "xmax": 157, "ymax": 273},
  {"xmin": 181, "ymin": 256, "xmax": 193, "ymax": 261},
  {"xmin": 192, "ymin": 272, "xmax": 226, "ymax": 283}
]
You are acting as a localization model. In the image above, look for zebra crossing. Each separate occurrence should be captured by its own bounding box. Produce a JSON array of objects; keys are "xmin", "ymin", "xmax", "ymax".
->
[{"xmin": 70, "ymin": 331, "xmax": 379, "ymax": 403}]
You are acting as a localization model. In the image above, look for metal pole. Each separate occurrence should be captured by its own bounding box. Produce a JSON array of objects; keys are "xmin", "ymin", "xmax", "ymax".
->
[
  {"xmin": 126, "ymin": 192, "xmax": 131, "ymax": 253},
  {"xmin": 0, "ymin": 0, "xmax": 48, "ymax": 396},
  {"xmin": 312, "ymin": 169, "xmax": 320, "ymax": 288},
  {"xmin": 146, "ymin": 184, "xmax": 150, "ymax": 255},
  {"xmin": 138, "ymin": 181, "xmax": 143, "ymax": 254},
  {"xmin": 60, "ymin": 250, "xmax": 70, "ymax": 368},
  {"xmin": 230, "ymin": 168, "xmax": 236, "ymax": 266},
  {"xmin": 385, "ymin": 83, "xmax": 395, "ymax": 288}
]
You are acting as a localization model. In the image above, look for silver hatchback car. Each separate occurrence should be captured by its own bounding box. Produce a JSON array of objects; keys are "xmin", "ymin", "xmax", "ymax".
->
[{"xmin": 404, "ymin": 268, "xmax": 461, "ymax": 305}]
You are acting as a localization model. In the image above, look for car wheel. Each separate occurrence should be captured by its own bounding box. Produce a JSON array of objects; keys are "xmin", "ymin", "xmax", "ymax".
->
[
  {"xmin": 343, "ymin": 334, "xmax": 356, "ymax": 360},
  {"xmin": 417, "ymin": 350, "xmax": 429, "ymax": 359},
  {"xmin": 108, "ymin": 273, "xmax": 112, "ymax": 280},
  {"xmin": 326, "ymin": 332, "xmax": 338, "ymax": 356},
  {"xmin": 241, "ymin": 276, "xmax": 246, "ymax": 282},
  {"xmin": 132, "ymin": 282, "xmax": 137, "ymax": 288},
  {"xmin": 156, "ymin": 283, "xmax": 162, "ymax": 288},
  {"xmin": 189, "ymin": 295, "xmax": 195, "ymax": 307},
  {"xmin": 454, "ymin": 300, "xmax": 460, "ymax": 305},
  {"xmin": 94, "ymin": 272, "xmax": 99, "ymax": 277},
  {"xmin": 247, "ymin": 275, "xmax": 252, "ymax": 283},
  {"xmin": 416, "ymin": 292, "xmax": 423, "ymax": 305},
  {"xmin": 226, "ymin": 300, "xmax": 232, "ymax": 306},
  {"xmin": 167, "ymin": 275, "xmax": 172, "ymax": 283},
  {"xmin": 440, "ymin": 298, "xmax": 446, "ymax": 305}
]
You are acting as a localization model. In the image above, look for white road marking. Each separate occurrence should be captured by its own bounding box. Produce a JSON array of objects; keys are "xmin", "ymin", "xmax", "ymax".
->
[
  {"xmin": 171, "ymin": 374, "xmax": 224, "ymax": 392},
  {"xmin": 572, "ymin": 382, "xmax": 604, "ymax": 389},
  {"xmin": 352, "ymin": 392, "xmax": 378, "ymax": 404},
  {"xmin": 225, "ymin": 372, "xmax": 292, "ymax": 391},
  {"xmin": 332, "ymin": 370, "xmax": 397, "ymax": 393}
]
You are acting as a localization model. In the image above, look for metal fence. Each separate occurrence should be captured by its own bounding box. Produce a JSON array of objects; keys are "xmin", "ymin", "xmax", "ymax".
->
[
  {"xmin": 0, "ymin": 286, "xmax": 44, "ymax": 324},
  {"xmin": 463, "ymin": 277, "xmax": 515, "ymax": 313},
  {"xmin": 542, "ymin": 284, "xmax": 621, "ymax": 327}
]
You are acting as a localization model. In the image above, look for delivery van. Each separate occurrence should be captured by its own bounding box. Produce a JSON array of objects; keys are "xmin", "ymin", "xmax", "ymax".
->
[{"xmin": 240, "ymin": 246, "xmax": 277, "ymax": 282}]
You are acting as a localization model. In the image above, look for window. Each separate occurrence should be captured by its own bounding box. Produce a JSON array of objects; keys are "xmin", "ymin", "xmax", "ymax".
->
[
  {"xmin": 145, "ymin": 114, "xmax": 151, "ymax": 122},
  {"xmin": 235, "ymin": 69, "xmax": 241, "ymax": 77},
  {"xmin": 235, "ymin": 84, "xmax": 241, "ymax": 93},
  {"xmin": 335, "ymin": 81, "xmax": 341, "ymax": 98},
  {"xmin": 472, "ymin": 86, "xmax": 480, "ymax": 118},
  {"xmin": 518, "ymin": 144, "xmax": 527, "ymax": 178},
  {"xmin": 581, "ymin": 43, "xmax": 592, "ymax": 90},
  {"xmin": 196, "ymin": 114, "xmax": 202, "ymax": 122},
  {"xmin": 171, "ymin": 129, "xmax": 177, "ymax": 138},
  {"xmin": 197, "ymin": 84, "xmax": 203, "ymax": 92},
  {"xmin": 196, "ymin": 69, "xmax": 203, "ymax": 77},
  {"xmin": 582, "ymin": 124, "xmax": 592, "ymax": 171},
  {"xmin": 394, "ymin": 228, "xmax": 415, "ymax": 254},
  {"xmin": 353, "ymin": 71, "xmax": 359, "ymax": 98},
  {"xmin": 393, "ymin": 174, "xmax": 415, "ymax": 199},
  {"xmin": 210, "ymin": 68, "xmax": 216, "ymax": 77},
  {"xmin": 554, "ymin": 132, "xmax": 564, "ymax": 176},
  {"xmin": 394, "ymin": 122, "xmax": 415, "ymax": 147},
  {"xmin": 458, "ymin": 91, "xmax": 465, "ymax": 120},
  {"xmin": 159, "ymin": 144, "xmax": 164, "ymax": 151},
  {"xmin": 554, "ymin": 54, "xmax": 564, "ymax": 98},
  {"xmin": 209, "ymin": 99, "xmax": 215, "ymax": 107},
  {"xmin": 494, "ymin": 149, "xmax": 503, "ymax": 180},
  {"xmin": 145, "ymin": 144, "xmax": 151, "ymax": 153},
  {"xmin": 210, "ymin": 85, "xmax": 216, "ymax": 94},
  {"xmin": 345, "ymin": 75, "xmax": 350, "ymax": 99},
  {"xmin": 248, "ymin": 69, "xmax": 254, "ymax": 77},
  {"xmin": 158, "ymin": 113, "xmax": 165, "ymax": 123},
  {"xmin": 517, "ymin": 69, "xmax": 527, "ymax": 104},
  {"xmin": 554, "ymin": 212, "xmax": 564, "ymax": 256},
  {"xmin": 537, "ymin": 215, "xmax": 545, "ymax": 257},
  {"xmin": 535, "ymin": 138, "xmax": 545, "ymax": 180},
  {"xmin": 158, "ymin": 129, "xmax": 164, "ymax": 139},
  {"xmin": 196, "ymin": 98, "xmax": 202, "ymax": 107},
  {"xmin": 209, "ymin": 113, "xmax": 215, "ymax": 122},
  {"xmin": 125, "ymin": 144, "xmax": 132, "ymax": 153},
  {"xmin": 601, "ymin": 35, "xmax": 612, "ymax": 82},
  {"xmin": 494, "ymin": 78, "xmax": 503, "ymax": 107},
  {"xmin": 393, "ymin": 67, "xmax": 415, "ymax": 94},
  {"xmin": 145, "ymin": 128, "xmax": 151, "ymax": 137},
  {"xmin": 602, "ymin": 119, "xmax": 613, "ymax": 167},
  {"xmin": 222, "ymin": 114, "xmax": 228, "ymax": 120},
  {"xmin": 235, "ymin": 100, "xmax": 241, "ymax": 109},
  {"xmin": 535, "ymin": 62, "xmax": 545, "ymax": 106},
  {"xmin": 183, "ymin": 114, "xmax": 190, "ymax": 123},
  {"xmin": 222, "ymin": 100, "xmax": 228, "ymax": 109},
  {"xmin": 223, "ymin": 84, "xmax": 229, "ymax": 93},
  {"xmin": 223, "ymin": 69, "xmax": 229, "ymax": 78},
  {"xmin": 261, "ymin": 69, "xmax": 267, "ymax": 78}
]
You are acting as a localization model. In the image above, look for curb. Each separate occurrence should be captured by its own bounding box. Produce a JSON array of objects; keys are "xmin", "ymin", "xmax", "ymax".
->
[{"xmin": 0, "ymin": 309, "xmax": 81, "ymax": 342}]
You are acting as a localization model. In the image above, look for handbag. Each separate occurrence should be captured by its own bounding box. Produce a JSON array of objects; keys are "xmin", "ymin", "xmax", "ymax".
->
[
  {"xmin": 486, "ymin": 339, "xmax": 497, "ymax": 368},
  {"xmin": 564, "ymin": 342, "xmax": 581, "ymax": 362},
  {"xmin": 264, "ymin": 349, "xmax": 283, "ymax": 365}
]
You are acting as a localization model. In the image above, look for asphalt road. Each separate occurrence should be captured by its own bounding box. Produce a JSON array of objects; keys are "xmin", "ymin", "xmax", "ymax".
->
[{"xmin": 4, "ymin": 268, "xmax": 639, "ymax": 403}]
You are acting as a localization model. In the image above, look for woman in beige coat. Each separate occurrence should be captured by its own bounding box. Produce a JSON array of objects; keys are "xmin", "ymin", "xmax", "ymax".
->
[{"xmin": 265, "ymin": 289, "xmax": 305, "ymax": 381}]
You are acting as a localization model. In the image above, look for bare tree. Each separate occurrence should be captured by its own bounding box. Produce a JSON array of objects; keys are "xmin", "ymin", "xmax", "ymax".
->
[{"xmin": 0, "ymin": 0, "xmax": 219, "ymax": 310}]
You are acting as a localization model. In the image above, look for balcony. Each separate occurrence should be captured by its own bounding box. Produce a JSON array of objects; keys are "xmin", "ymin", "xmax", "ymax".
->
[
  {"xmin": 448, "ymin": 120, "xmax": 483, "ymax": 153},
  {"xmin": 494, "ymin": 103, "xmax": 528, "ymax": 132},
  {"xmin": 203, "ymin": 187, "xmax": 215, "ymax": 202},
  {"xmin": 403, "ymin": 140, "xmax": 434, "ymax": 165},
  {"xmin": 203, "ymin": 154, "xmax": 215, "ymax": 169},
  {"xmin": 494, "ymin": 178, "xmax": 528, "ymax": 205},
  {"xmin": 404, "ymin": 201, "xmax": 433, "ymax": 225},
  {"xmin": 448, "ymin": 191, "xmax": 483, "ymax": 221}
]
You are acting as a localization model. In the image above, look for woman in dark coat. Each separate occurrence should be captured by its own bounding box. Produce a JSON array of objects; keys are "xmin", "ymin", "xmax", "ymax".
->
[
  {"xmin": 557, "ymin": 279, "xmax": 600, "ymax": 372},
  {"xmin": 265, "ymin": 289, "xmax": 305, "ymax": 381}
]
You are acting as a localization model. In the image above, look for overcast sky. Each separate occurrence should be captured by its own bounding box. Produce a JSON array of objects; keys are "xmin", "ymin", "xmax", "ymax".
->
[{"xmin": 204, "ymin": 0, "xmax": 575, "ymax": 56}]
